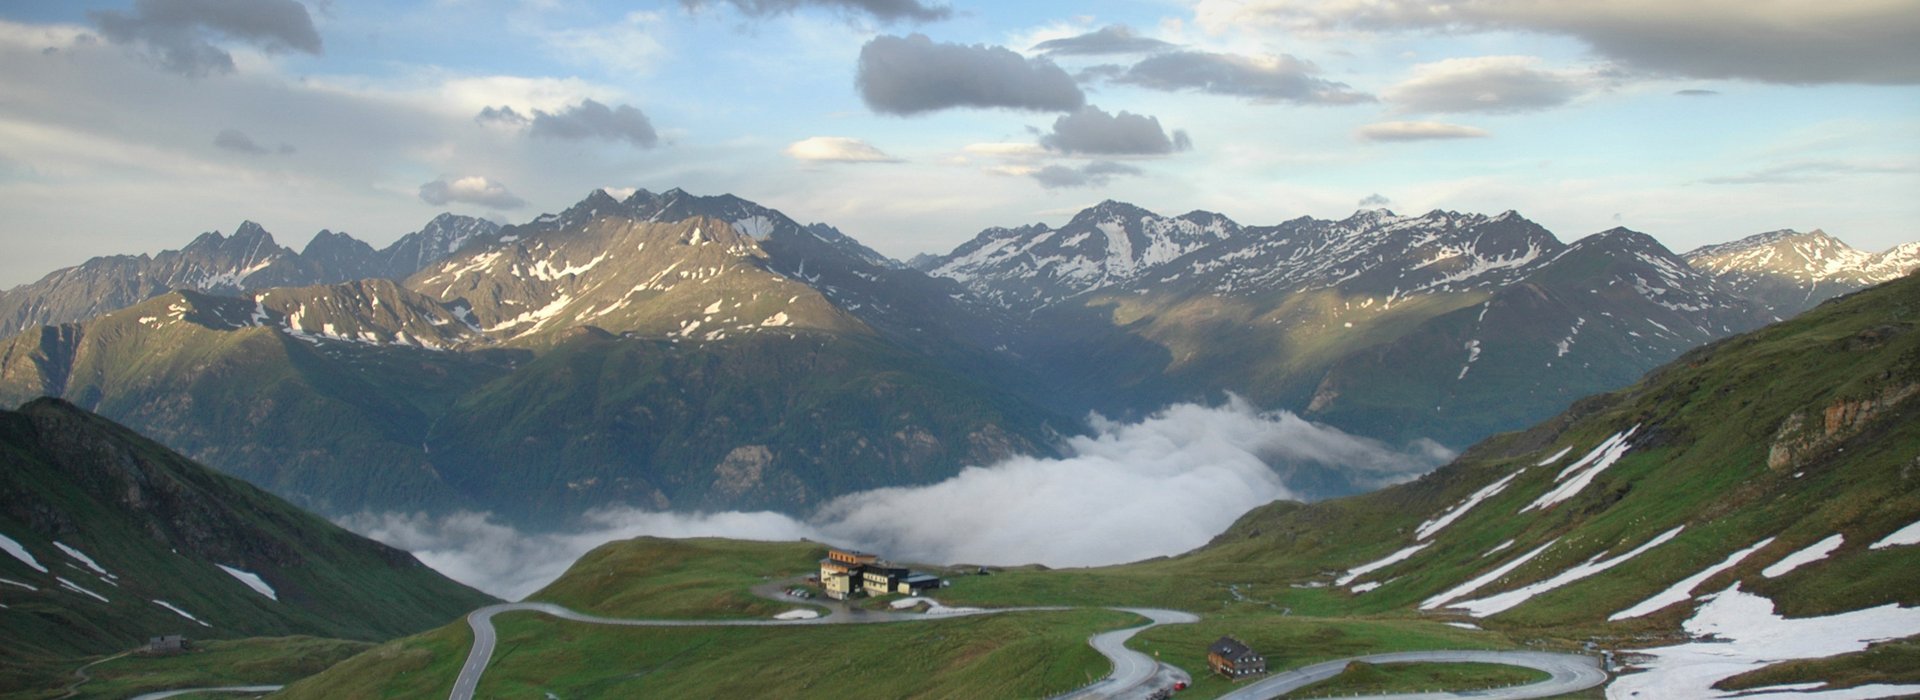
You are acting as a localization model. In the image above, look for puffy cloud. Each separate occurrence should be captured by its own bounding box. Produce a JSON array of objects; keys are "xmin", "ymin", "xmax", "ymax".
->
[
  {"xmin": 1029, "ymin": 160, "xmax": 1144, "ymax": 189},
  {"xmin": 855, "ymin": 34, "xmax": 1085, "ymax": 115},
  {"xmin": 344, "ymin": 400, "xmax": 1453, "ymax": 597},
  {"xmin": 1357, "ymin": 121, "xmax": 1491, "ymax": 142},
  {"xmin": 1358, "ymin": 193, "xmax": 1391, "ymax": 208},
  {"xmin": 418, "ymin": 176, "xmax": 527, "ymax": 210},
  {"xmin": 477, "ymin": 100, "xmax": 660, "ymax": 148},
  {"xmin": 784, "ymin": 136, "xmax": 901, "ymax": 163},
  {"xmin": 1041, "ymin": 106, "xmax": 1191, "ymax": 156},
  {"xmin": 528, "ymin": 99, "xmax": 659, "ymax": 147},
  {"xmin": 683, "ymin": 0, "xmax": 951, "ymax": 23},
  {"xmin": 1192, "ymin": 0, "xmax": 1920, "ymax": 85},
  {"xmin": 1030, "ymin": 25, "xmax": 1176, "ymax": 56},
  {"xmin": 475, "ymin": 105, "xmax": 531, "ymax": 128},
  {"xmin": 1383, "ymin": 56, "xmax": 1592, "ymax": 114},
  {"xmin": 1110, "ymin": 50, "xmax": 1372, "ymax": 104},
  {"xmin": 88, "ymin": 0, "xmax": 322, "ymax": 77}
]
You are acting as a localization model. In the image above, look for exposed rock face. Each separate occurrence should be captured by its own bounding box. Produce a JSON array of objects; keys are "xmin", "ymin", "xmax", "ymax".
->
[{"xmin": 1769, "ymin": 382, "xmax": 1919, "ymax": 470}]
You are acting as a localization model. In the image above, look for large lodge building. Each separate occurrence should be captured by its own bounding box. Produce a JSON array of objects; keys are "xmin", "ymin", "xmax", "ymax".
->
[{"xmin": 819, "ymin": 547, "xmax": 944, "ymax": 600}]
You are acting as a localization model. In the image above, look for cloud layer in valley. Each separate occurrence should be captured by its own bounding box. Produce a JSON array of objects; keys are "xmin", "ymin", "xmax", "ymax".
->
[{"xmin": 346, "ymin": 399, "xmax": 1450, "ymax": 599}]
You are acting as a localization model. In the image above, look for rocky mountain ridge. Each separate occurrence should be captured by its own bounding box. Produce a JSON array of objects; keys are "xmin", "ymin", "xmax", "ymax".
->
[
  {"xmin": 1684, "ymin": 228, "xmax": 1920, "ymax": 317},
  {"xmin": 0, "ymin": 214, "xmax": 499, "ymax": 336}
]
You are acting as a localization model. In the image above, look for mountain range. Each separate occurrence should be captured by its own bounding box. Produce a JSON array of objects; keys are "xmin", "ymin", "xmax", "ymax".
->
[{"xmin": 0, "ymin": 189, "xmax": 1912, "ymax": 528}]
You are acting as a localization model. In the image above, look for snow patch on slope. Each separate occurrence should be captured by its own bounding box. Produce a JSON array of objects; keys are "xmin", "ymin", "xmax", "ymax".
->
[
  {"xmin": 0, "ymin": 533, "xmax": 47, "ymax": 573},
  {"xmin": 1337, "ymin": 542, "xmax": 1431, "ymax": 587},
  {"xmin": 153, "ymin": 599, "xmax": 213, "ymax": 627},
  {"xmin": 1610, "ymin": 536, "xmax": 1776, "ymax": 621},
  {"xmin": 1452, "ymin": 526, "xmax": 1683, "ymax": 618},
  {"xmin": 1417, "ymin": 469, "xmax": 1523, "ymax": 540},
  {"xmin": 1607, "ymin": 584, "xmax": 1920, "ymax": 699},
  {"xmin": 217, "ymin": 564, "xmax": 278, "ymax": 601},
  {"xmin": 1763, "ymin": 535, "xmax": 1845, "ymax": 578},
  {"xmin": 1523, "ymin": 426, "xmax": 1639, "ymax": 512},
  {"xmin": 1869, "ymin": 519, "xmax": 1920, "ymax": 550}
]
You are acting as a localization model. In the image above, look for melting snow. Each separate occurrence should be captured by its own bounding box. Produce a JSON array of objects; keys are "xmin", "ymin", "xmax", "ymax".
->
[
  {"xmin": 773, "ymin": 609, "xmax": 820, "ymax": 620},
  {"xmin": 1423, "ymin": 539, "xmax": 1559, "ymax": 610},
  {"xmin": 53, "ymin": 542, "xmax": 112, "ymax": 579},
  {"xmin": 1763, "ymin": 535, "xmax": 1845, "ymax": 578},
  {"xmin": 1350, "ymin": 581, "xmax": 1382, "ymax": 594},
  {"xmin": 1445, "ymin": 622, "xmax": 1482, "ymax": 630},
  {"xmin": 0, "ymin": 533, "xmax": 47, "ymax": 573},
  {"xmin": 57, "ymin": 576, "xmax": 109, "ymax": 603},
  {"xmin": 1483, "ymin": 540, "xmax": 1516, "ymax": 558},
  {"xmin": 1417, "ymin": 469, "xmax": 1524, "ymax": 540},
  {"xmin": 760, "ymin": 312, "xmax": 791, "ymax": 327},
  {"xmin": 1451, "ymin": 526, "xmax": 1684, "ymax": 618},
  {"xmin": 153, "ymin": 599, "xmax": 212, "ymax": 627},
  {"xmin": 1536, "ymin": 446, "xmax": 1574, "ymax": 466},
  {"xmin": 1337, "ymin": 542, "xmax": 1431, "ymax": 586},
  {"xmin": 1523, "ymin": 426, "xmax": 1640, "ymax": 512},
  {"xmin": 0, "ymin": 577, "xmax": 37, "ymax": 590},
  {"xmin": 1607, "ymin": 584, "xmax": 1920, "ymax": 699},
  {"xmin": 1611, "ymin": 536, "xmax": 1777, "ymax": 621},
  {"xmin": 890, "ymin": 596, "xmax": 983, "ymax": 615},
  {"xmin": 217, "ymin": 564, "xmax": 278, "ymax": 601},
  {"xmin": 732, "ymin": 216, "xmax": 775, "ymax": 239},
  {"xmin": 1869, "ymin": 519, "xmax": 1920, "ymax": 550},
  {"xmin": 1457, "ymin": 339, "xmax": 1482, "ymax": 380}
]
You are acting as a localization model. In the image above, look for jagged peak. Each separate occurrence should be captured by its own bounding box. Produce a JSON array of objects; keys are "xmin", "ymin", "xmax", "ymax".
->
[
  {"xmin": 1069, "ymin": 199, "xmax": 1157, "ymax": 226},
  {"xmin": 233, "ymin": 220, "xmax": 272, "ymax": 239}
]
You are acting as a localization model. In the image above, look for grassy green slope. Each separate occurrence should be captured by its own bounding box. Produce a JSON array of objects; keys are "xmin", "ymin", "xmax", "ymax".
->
[
  {"xmin": 527, "ymin": 537, "xmax": 825, "ymax": 618},
  {"xmin": 0, "ymin": 398, "xmax": 494, "ymax": 688}
]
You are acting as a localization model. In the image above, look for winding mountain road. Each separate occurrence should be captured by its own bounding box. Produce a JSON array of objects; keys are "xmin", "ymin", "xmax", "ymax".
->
[
  {"xmin": 445, "ymin": 587, "xmax": 1601, "ymax": 700},
  {"xmin": 1053, "ymin": 608, "xmax": 1198, "ymax": 700},
  {"xmin": 1215, "ymin": 650, "xmax": 1607, "ymax": 700}
]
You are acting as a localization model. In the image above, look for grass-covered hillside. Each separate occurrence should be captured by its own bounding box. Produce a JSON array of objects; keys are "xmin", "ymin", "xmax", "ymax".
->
[{"xmin": 0, "ymin": 399, "xmax": 494, "ymax": 694}]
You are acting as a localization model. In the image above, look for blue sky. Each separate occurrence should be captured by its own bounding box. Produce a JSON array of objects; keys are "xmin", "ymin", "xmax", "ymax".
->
[{"xmin": 0, "ymin": 0, "xmax": 1915, "ymax": 286}]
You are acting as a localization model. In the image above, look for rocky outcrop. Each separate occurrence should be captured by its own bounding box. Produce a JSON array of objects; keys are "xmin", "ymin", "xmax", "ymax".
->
[{"xmin": 1768, "ymin": 382, "xmax": 1919, "ymax": 470}]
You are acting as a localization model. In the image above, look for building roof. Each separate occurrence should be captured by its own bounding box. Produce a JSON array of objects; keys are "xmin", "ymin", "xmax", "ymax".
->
[{"xmin": 1208, "ymin": 636, "xmax": 1258, "ymax": 662}]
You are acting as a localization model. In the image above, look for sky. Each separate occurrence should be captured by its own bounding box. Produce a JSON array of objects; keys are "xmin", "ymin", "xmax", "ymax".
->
[{"xmin": 0, "ymin": 0, "xmax": 1916, "ymax": 287}]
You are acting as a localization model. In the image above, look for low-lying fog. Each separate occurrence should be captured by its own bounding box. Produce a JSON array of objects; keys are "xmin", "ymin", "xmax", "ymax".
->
[{"xmin": 342, "ymin": 398, "xmax": 1451, "ymax": 599}]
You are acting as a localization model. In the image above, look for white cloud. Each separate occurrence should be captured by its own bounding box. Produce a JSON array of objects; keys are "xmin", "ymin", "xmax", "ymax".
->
[
  {"xmin": 537, "ymin": 11, "xmax": 667, "ymax": 76},
  {"xmin": 1357, "ymin": 121, "xmax": 1491, "ymax": 142},
  {"xmin": 1384, "ymin": 56, "xmax": 1598, "ymax": 114},
  {"xmin": 345, "ymin": 399, "xmax": 1451, "ymax": 598},
  {"xmin": 418, "ymin": 175, "xmax": 527, "ymax": 209},
  {"xmin": 784, "ymin": 136, "xmax": 901, "ymax": 163},
  {"xmin": 1191, "ymin": 0, "xmax": 1920, "ymax": 85}
]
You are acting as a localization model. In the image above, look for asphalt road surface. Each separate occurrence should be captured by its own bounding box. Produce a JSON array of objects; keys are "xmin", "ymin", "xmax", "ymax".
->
[
  {"xmin": 1053, "ymin": 608, "xmax": 1199, "ymax": 700},
  {"xmin": 127, "ymin": 685, "xmax": 283, "ymax": 700},
  {"xmin": 1214, "ymin": 650, "xmax": 1608, "ymax": 700}
]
